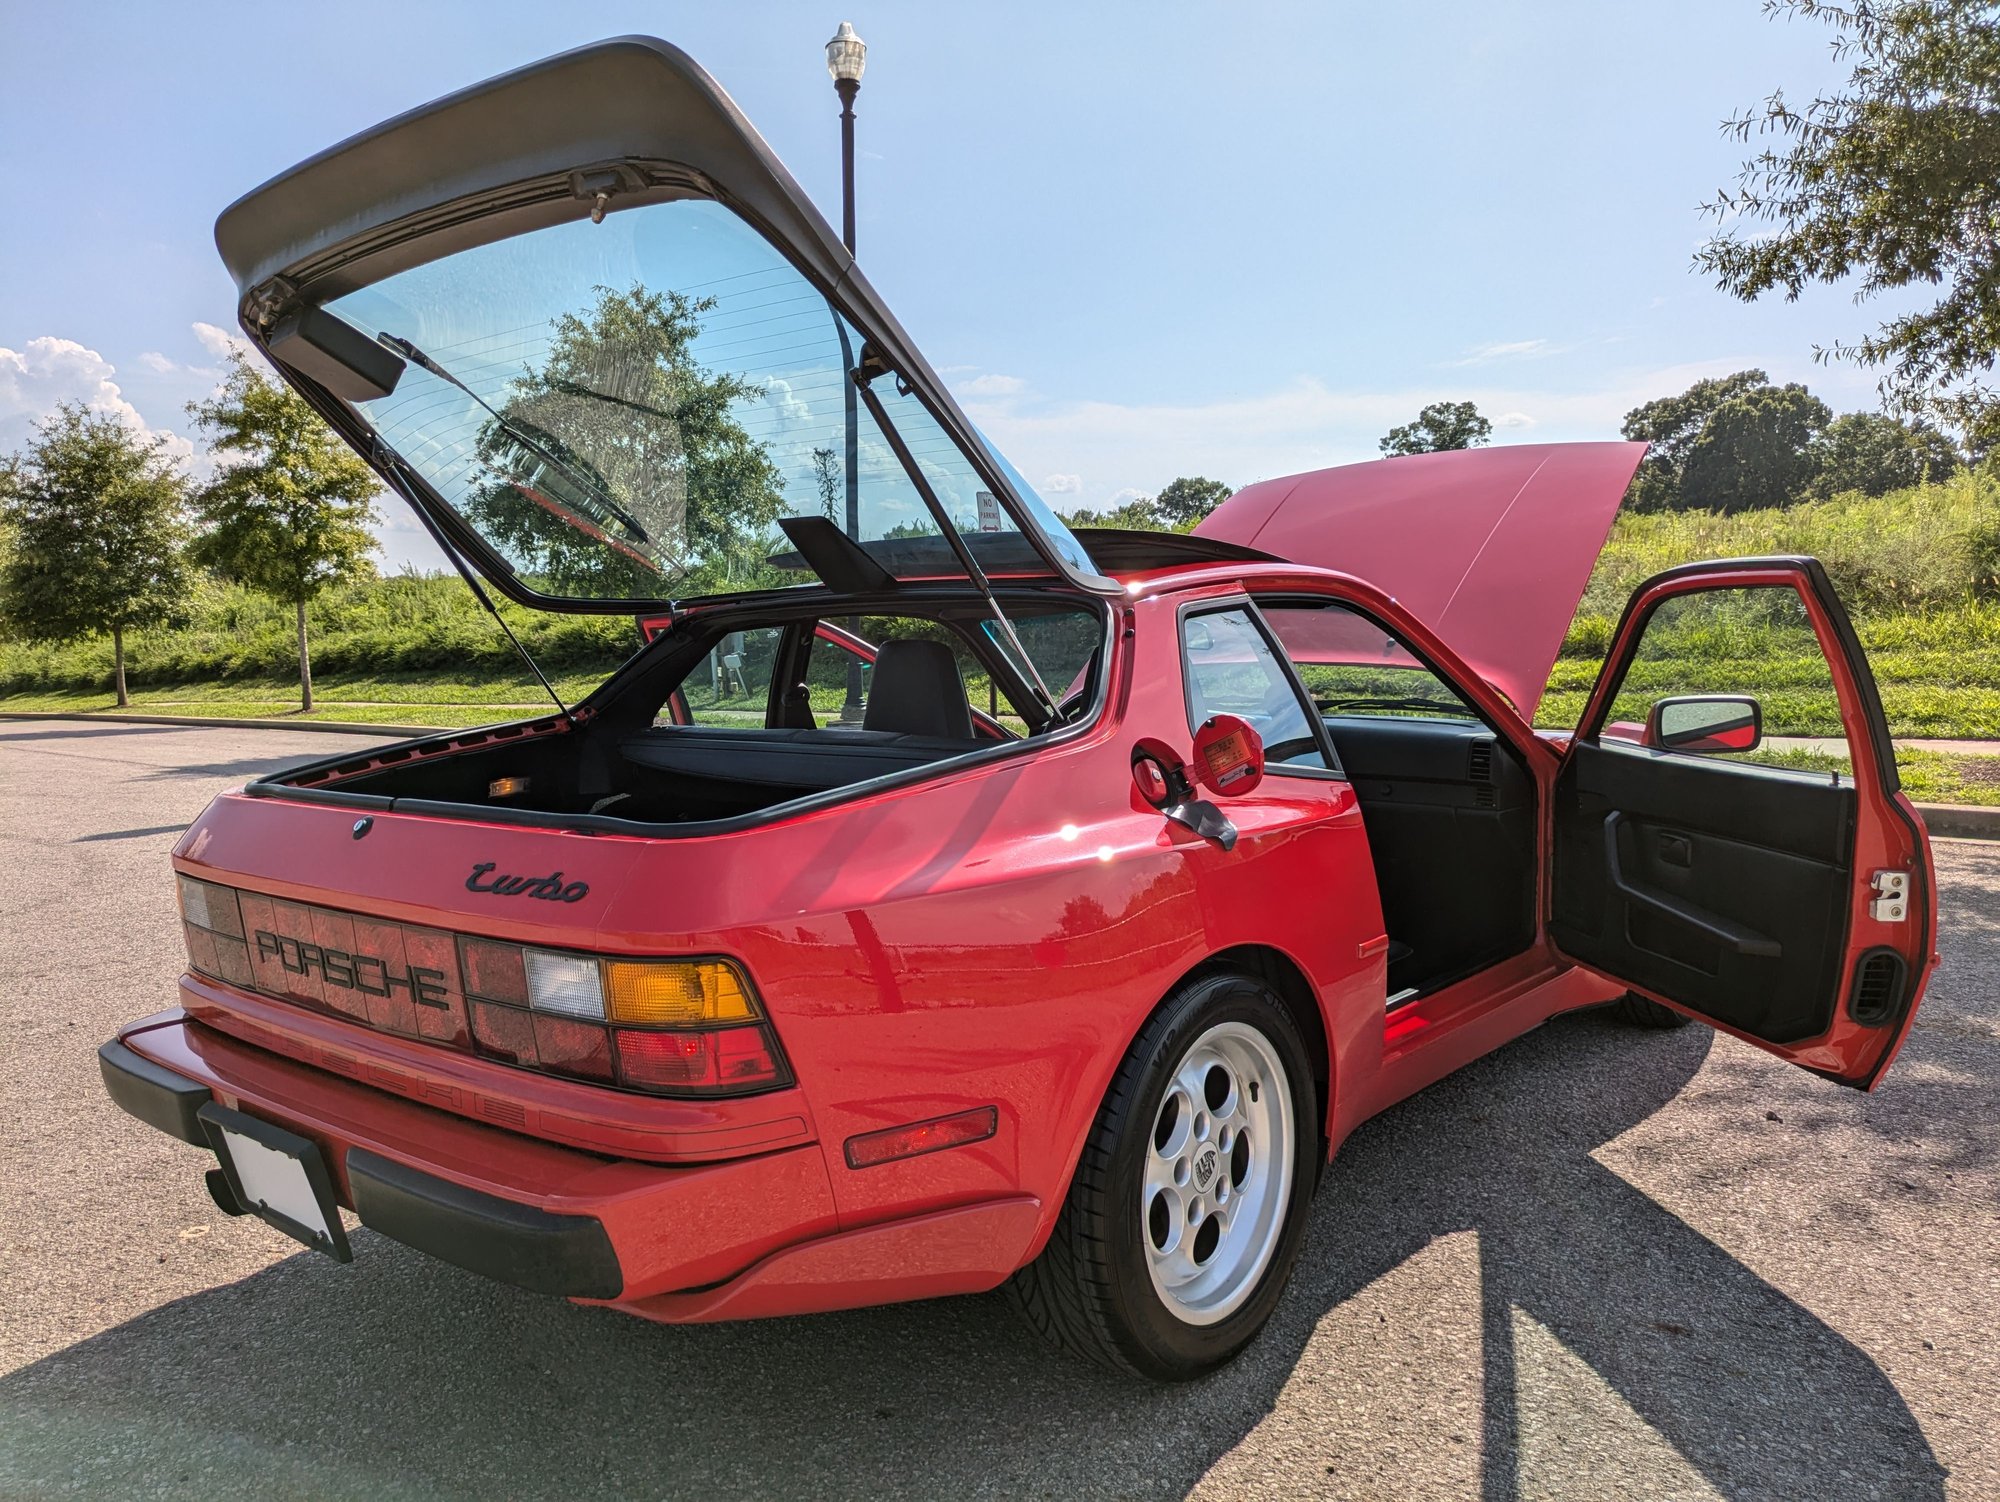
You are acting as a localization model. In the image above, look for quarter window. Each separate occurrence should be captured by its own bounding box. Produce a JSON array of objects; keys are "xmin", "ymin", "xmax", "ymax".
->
[
  {"xmin": 677, "ymin": 626, "xmax": 785, "ymax": 727},
  {"xmin": 1180, "ymin": 607, "xmax": 1329, "ymax": 770},
  {"xmin": 1260, "ymin": 602, "xmax": 1478, "ymax": 722}
]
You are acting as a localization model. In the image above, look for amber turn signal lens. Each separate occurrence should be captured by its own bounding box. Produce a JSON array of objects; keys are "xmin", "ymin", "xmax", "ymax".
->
[{"xmin": 605, "ymin": 960, "xmax": 757, "ymax": 1026}]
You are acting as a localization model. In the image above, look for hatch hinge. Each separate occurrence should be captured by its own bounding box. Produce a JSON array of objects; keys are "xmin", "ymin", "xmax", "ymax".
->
[
  {"xmin": 243, "ymin": 275, "xmax": 299, "ymax": 334},
  {"xmin": 1869, "ymin": 869, "xmax": 1910, "ymax": 923},
  {"xmin": 569, "ymin": 163, "xmax": 647, "ymax": 224}
]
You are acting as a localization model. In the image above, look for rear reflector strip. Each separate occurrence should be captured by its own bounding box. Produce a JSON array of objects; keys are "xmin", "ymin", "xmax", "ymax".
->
[{"xmin": 843, "ymin": 1107, "xmax": 999, "ymax": 1170}]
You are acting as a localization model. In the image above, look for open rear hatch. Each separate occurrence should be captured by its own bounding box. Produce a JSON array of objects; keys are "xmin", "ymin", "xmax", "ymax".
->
[{"xmin": 215, "ymin": 34, "xmax": 1112, "ymax": 622}]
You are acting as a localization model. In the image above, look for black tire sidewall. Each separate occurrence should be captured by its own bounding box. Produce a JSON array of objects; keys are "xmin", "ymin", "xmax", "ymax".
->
[{"xmin": 1097, "ymin": 972, "xmax": 1317, "ymax": 1379}]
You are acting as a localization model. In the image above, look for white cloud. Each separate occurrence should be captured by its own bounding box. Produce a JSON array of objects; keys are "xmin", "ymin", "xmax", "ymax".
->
[
  {"xmin": 192, "ymin": 320, "xmax": 256, "ymax": 365},
  {"xmin": 955, "ymin": 372, "xmax": 1027, "ymax": 399},
  {"xmin": 1492, "ymin": 411, "xmax": 1537, "ymax": 429},
  {"xmin": 1451, "ymin": 338, "xmax": 1560, "ymax": 366},
  {"xmin": 1041, "ymin": 472, "xmax": 1082, "ymax": 495},
  {"xmin": 0, "ymin": 335, "xmax": 194, "ymax": 461},
  {"xmin": 136, "ymin": 351, "xmax": 179, "ymax": 374}
]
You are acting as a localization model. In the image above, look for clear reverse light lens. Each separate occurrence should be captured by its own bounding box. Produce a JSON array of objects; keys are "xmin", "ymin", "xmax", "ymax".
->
[{"xmin": 524, "ymin": 949, "xmax": 605, "ymax": 1019}]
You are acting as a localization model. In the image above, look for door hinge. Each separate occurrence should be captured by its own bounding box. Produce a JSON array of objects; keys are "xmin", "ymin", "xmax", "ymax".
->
[{"xmin": 1869, "ymin": 869, "xmax": 1910, "ymax": 923}]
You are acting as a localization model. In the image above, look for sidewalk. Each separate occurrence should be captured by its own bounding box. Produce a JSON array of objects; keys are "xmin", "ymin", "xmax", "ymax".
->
[{"xmin": 1768, "ymin": 736, "xmax": 2000, "ymax": 757}]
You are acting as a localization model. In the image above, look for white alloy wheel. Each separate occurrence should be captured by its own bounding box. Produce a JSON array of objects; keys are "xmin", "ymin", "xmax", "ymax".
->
[{"xmin": 1139, "ymin": 1020, "xmax": 1296, "ymax": 1325}]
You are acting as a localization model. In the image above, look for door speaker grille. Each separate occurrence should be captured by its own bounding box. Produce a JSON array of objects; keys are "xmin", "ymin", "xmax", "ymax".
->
[{"xmin": 1847, "ymin": 947, "xmax": 1907, "ymax": 1027}]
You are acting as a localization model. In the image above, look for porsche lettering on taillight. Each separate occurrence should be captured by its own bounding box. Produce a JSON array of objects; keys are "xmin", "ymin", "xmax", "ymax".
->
[{"xmin": 176, "ymin": 879, "xmax": 788, "ymax": 1098}]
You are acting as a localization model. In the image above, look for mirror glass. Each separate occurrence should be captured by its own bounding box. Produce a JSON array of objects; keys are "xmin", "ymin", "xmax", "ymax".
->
[{"xmin": 1650, "ymin": 696, "xmax": 1761, "ymax": 753}]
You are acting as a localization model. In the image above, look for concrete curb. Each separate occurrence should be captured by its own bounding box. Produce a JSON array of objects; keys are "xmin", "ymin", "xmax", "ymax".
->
[
  {"xmin": 0, "ymin": 710, "xmax": 437, "ymax": 737},
  {"xmin": 1913, "ymin": 803, "xmax": 2000, "ymax": 840}
]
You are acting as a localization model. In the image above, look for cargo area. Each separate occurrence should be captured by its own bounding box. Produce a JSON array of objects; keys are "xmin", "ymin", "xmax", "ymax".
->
[
  {"xmin": 261, "ymin": 591, "xmax": 1110, "ymax": 831},
  {"xmin": 320, "ymin": 720, "xmax": 1005, "ymax": 824}
]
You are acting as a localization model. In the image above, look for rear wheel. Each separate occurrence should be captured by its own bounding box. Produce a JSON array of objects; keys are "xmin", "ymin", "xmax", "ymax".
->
[
  {"xmin": 1007, "ymin": 971, "xmax": 1317, "ymax": 1380},
  {"xmin": 1614, "ymin": 991, "xmax": 1695, "ymax": 1029}
]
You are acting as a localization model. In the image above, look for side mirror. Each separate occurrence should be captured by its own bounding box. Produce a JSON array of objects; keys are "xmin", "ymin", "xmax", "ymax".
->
[
  {"xmin": 1644, "ymin": 695, "xmax": 1762, "ymax": 754},
  {"xmin": 1193, "ymin": 714, "xmax": 1265, "ymax": 796}
]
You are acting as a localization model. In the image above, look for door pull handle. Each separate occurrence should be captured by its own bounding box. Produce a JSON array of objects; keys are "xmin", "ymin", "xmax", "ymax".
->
[{"xmin": 1604, "ymin": 812, "xmax": 1781, "ymax": 959}]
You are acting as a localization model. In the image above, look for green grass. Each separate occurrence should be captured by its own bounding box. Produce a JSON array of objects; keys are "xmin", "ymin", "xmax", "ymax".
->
[
  {"xmin": 1734, "ymin": 747, "xmax": 2000, "ymax": 809},
  {"xmin": 6, "ymin": 469, "xmax": 2000, "ymax": 753}
]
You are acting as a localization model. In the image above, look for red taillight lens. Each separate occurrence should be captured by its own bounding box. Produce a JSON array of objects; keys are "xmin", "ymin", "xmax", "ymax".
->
[
  {"xmin": 460, "ymin": 939, "xmax": 528, "ymax": 1005},
  {"xmin": 469, "ymin": 1000, "xmax": 537, "ymax": 1066},
  {"xmin": 532, "ymin": 1013, "xmax": 614, "ymax": 1084},
  {"xmin": 843, "ymin": 1107, "xmax": 1000, "ymax": 1169},
  {"xmin": 614, "ymin": 1024, "xmax": 787, "ymax": 1094}
]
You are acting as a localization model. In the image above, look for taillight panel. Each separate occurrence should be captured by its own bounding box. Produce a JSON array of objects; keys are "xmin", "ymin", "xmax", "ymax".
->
[
  {"xmin": 459, "ymin": 940, "xmax": 791, "ymax": 1097},
  {"xmin": 176, "ymin": 877, "xmax": 790, "ymax": 1099}
]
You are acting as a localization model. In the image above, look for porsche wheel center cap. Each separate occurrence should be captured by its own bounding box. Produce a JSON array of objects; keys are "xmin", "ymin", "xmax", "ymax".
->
[{"xmin": 1193, "ymin": 1144, "xmax": 1220, "ymax": 1192}]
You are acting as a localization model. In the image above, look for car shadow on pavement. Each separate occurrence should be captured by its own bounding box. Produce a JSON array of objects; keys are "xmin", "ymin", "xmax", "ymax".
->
[
  {"xmin": 0, "ymin": 1011, "xmax": 1949, "ymax": 1501},
  {"xmin": 137, "ymin": 755, "xmax": 338, "ymax": 782}
]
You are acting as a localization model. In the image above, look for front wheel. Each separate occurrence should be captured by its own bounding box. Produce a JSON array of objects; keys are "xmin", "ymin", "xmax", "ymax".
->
[
  {"xmin": 1007, "ymin": 971, "xmax": 1317, "ymax": 1380},
  {"xmin": 1613, "ymin": 991, "xmax": 1695, "ymax": 1030}
]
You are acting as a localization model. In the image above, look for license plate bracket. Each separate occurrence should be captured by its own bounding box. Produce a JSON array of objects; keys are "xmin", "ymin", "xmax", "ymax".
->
[{"xmin": 197, "ymin": 1102, "xmax": 352, "ymax": 1263}]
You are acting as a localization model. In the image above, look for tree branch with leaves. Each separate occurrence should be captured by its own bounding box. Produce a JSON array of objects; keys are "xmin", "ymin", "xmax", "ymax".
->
[{"xmin": 1698, "ymin": 0, "xmax": 2000, "ymax": 421}]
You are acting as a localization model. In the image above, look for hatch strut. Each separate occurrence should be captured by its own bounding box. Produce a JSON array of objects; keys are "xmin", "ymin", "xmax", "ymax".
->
[
  {"xmin": 371, "ymin": 439, "xmax": 575, "ymax": 726},
  {"xmin": 852, "ymin": 353, "xmax": 1057, "ymax": 720}
]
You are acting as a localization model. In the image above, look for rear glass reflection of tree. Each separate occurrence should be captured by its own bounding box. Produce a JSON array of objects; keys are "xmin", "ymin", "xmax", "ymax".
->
[{"xmin": 465, "ymin": 284, "xmax": 786, "ymax": 597}]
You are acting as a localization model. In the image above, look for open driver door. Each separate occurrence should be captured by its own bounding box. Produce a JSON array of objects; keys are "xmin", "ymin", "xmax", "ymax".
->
[{"xmin": 1550, "ymin": 557, "xmax": 1936, "ymax": 1089}]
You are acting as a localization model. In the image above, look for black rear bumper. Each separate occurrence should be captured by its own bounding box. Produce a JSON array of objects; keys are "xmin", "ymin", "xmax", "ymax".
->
[
  {"xmin": 99, "ymin": 1038, "xmax": 211, "ymax": 1144},
  {"xmin": 347, "ymin": 1148, "xmax": 622, "ymax": 1299},
  {"xmin": 101, "ymin": 1033, "xmax": 623, "ymax": 1301}
]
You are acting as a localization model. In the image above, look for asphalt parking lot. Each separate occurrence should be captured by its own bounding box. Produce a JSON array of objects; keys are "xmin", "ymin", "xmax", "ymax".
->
[{"xmin": 1, "ymin": 720, "xmax": 1995, "ymax": 1500}]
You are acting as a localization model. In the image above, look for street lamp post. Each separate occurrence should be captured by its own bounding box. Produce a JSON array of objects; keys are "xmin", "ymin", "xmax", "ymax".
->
[{"xmin": 827, "ymin": 21, "xmax": 868, "ymax": 724}]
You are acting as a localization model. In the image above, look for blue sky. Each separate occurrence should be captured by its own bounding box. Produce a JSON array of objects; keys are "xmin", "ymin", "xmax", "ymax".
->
[{"xmin": 0, "ymin": 1, "xmax": 1909, "ymax": 570}]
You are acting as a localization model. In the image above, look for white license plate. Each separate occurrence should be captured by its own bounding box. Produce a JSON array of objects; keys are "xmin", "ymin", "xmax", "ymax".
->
[{"xmin": 198, "ymin": 1105, "xmax": 352, "ymax": 1262}]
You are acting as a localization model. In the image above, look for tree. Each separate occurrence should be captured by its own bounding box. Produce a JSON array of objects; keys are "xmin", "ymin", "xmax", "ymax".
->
[
  {"xmin": 1680, "ymin": 383, "xmax": 1832, "ymax": 511},
  {"xmin": 812, "ymin": 445, "xmax": 841, "ymax": 522},
  {"xmin": 1698, "ymin": 1, "xmax": 2000, "ymax": 413},
  {"xmin": 0, "ymin": 405, "xmax": 190, "ymax": 706},
  {"xmin": 1620, "ymin": 370, "xmax": 1831, "ymax": 511},
  {"xmin": 1808, "ymin": 411, "xmax": 1961, "ymax": 497},
  {"xmin": 1379, "ymin": 401, "xmax": 1492, "ymax": 456},
  {"xmin": 1621, "ymin": 370, "xmax": 1774, "ymax": 510},
  {"xmin": 1151, "ymin": 476, "xmax": 1233, "ymax": 529},
  {"xmin": 466, "ymin": 284, "xmax": 786, "ymax": 597},
  {"xmin": 187, "ymin": 355, "xmax": 379, "ymax": 711},
  {"xmin": 1060, "ymin": 495, "xmax": 1166, "ymax": 531}
]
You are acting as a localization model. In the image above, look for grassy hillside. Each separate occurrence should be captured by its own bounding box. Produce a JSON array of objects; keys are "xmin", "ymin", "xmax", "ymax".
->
[
  {"xmin": 0, "ymin": 572, "xmax": 635, "ymax": 699},
  {"xmin": 3, "ymin": 470, "xmax": 1997, "ymax": 754},
  {"xmin": 1541, "ymin": 469, "xmax": 2000, "ymax": 738}
]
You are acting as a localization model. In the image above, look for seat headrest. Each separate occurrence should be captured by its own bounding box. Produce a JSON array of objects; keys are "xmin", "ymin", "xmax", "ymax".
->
[{"xmin": 863, "ymin": 639, "xmax": 975, "ymax": 740}]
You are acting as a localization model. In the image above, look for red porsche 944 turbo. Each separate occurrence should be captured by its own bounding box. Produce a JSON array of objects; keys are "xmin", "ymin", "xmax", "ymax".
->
[{"xmin": 101, "ymin": 38, "xmax": 1936, "ymax": 1380}]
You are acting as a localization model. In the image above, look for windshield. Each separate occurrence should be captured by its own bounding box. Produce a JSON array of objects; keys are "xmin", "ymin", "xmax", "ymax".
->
[{"xmin": 321, "ymin": 197, "xmax": 1093, "ymax": 603}]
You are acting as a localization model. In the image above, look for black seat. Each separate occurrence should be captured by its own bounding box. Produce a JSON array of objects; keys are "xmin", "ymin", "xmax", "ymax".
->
[{"xmin": 863, "ymin": 639, "xmax": 974, "ymax": 740}]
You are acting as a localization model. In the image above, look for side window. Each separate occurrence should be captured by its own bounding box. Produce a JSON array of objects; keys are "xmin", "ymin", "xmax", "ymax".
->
[
  {"xmin": 1595, "ymin": 585, "xmax": 1848, "ymax": 771},
  {"xmin": 1259, "ymin": 601, "xmax": 1479, "ymax": 722},
  {"xmin": 806, "ymin": 616, "xmax": 997, "ymax": 732},
  {"xmin": 1180, "ymin": 606, "xmax": 1329, "ymax": 769},
  {"xmin": 677, "ymin": 627, "xmax": 785, "ymax": 728}
]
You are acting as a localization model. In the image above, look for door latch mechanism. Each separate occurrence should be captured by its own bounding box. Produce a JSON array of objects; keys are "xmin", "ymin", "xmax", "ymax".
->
[{"xmin": 1869, "ymin": 869, "xmax": 1910, "ymax": 923}]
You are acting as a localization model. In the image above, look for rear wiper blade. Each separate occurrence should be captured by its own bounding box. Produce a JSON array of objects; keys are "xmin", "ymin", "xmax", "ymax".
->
[
  {"xmin": 1316, "ymin": 695, "xmax": 1479, "ymax": 717},
  {"xmin": 376, "ymin": 333, "xmax": 652, "ymax": 545}
]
